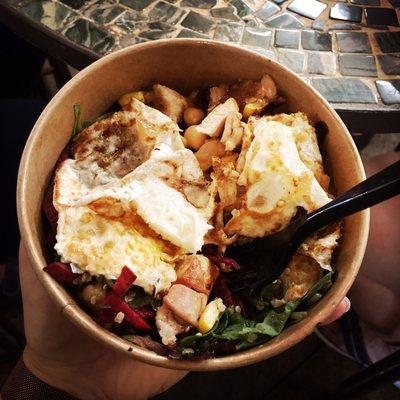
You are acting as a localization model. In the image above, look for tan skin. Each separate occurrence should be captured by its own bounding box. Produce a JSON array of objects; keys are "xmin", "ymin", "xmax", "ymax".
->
[{"xmin": 18, "ymin": 243, "xmax": 349, "ymax": 400}]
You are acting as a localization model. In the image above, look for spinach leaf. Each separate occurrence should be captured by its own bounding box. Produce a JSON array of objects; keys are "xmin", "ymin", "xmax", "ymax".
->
[
  {"xmin": 290, "ymin": 311, "xmax": 308, "ymax": 321},
  {"xmin": 180, "ymin": 307, "xmax": 232, "ymax": 349},
  {"xmin": 219, "ymin": 301, "xmax": 299, "ymax": 341},
  {"xmin": 260, "ymin": 281, "xmax": 282, "ymax": 301},
  {"xmin": 301, "ymin": 272, "xmax": 333, "ymax": 305},
  {"xmin": 81, "ymin": 111, "xmax": 114, "ymax": 130},
  {"xmin": 126, "ymin": 287, "xmax": 161, "ymax": 310},
  {"xmin": 178, "ymin": 272, "xmax": 333, "ymax": 353},
  {"xmin": 71, "ymin": 104, "xmax": 81, "ymax": 138}
]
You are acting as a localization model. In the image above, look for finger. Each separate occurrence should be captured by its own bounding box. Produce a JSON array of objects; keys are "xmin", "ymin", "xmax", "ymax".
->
[{"xmin": 321, "ymin": 297, "xmax": 351, "ymax": 325}]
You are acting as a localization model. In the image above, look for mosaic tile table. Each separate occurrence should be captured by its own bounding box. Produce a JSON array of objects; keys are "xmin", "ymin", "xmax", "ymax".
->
[{"xmin": 1, "ymin": 0, "xmax": 400, "ymax": 132}]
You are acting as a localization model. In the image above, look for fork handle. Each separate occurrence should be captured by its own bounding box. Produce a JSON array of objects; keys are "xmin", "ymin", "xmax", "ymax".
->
[{"xmin": 295, "ymin": 160, "xmax": 400, "ymax": 242}]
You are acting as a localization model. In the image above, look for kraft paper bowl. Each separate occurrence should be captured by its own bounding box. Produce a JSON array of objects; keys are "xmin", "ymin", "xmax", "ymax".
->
[{"xmin": 17, "ymin": 39, "xmax": 369, "ymax": 371}]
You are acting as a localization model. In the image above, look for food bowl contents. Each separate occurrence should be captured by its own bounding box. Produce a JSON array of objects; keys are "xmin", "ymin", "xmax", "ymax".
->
[{"xmin": 42, "ymin": 75, "xmax": 341, "ymax": 359}]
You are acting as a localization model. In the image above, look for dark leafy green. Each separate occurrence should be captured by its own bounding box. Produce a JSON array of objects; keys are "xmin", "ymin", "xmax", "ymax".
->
[
  {"xmin": 126, "ymin": 286, "xmax": 161, "ymax": 310},
  {"xmin": 71, "ymin": 104, "xmax": 81, "ymax": 138},
  {"xmin": 301, "ymin": 272, "xmax": 333, "ymax": 304},
  {"xmin": 290, "ymin": 311, "xmax": 308, "ymax": 321},
  {"xmin": 219, "ymin": 301, "xmax": 299, "ymax": 345},
  {"xmin": 178, "ymin": 272, "xmax": 334, "ymax": 354},
  {"xmin": 71, "ymin": 104, "xmax": 115, "ymax": 139},
  {"xmin": 81, "ymin": 112, "xmax": 114, "ymax": 130}
]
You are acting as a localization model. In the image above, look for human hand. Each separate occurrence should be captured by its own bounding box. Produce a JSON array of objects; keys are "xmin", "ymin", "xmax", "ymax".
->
[
  {"xmin": 19, "ymin": 243, "xmax": 187, "ymax": 400},
  {"xmin": 19, "ymin": 243, "xmax": 350, "ymax": 400}
]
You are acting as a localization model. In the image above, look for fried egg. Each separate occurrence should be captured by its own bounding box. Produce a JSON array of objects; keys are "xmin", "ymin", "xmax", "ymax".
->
[
  {"xmin": 263, "ymin": 112, "xmax": 330, "ymax": 190},
  {"xmin": 55, "ymin": 206, "xmax": 176, "ymax": 294},
  {"xmin": 225, "ymin": 119, "xmax": 330, "ymax": 237},
  {"xmin": 68, "ymin": 98, "xmax": 183, "ymax": 192},
  {"xmin": 53, "ymin": 99, "xmax": 213, "ymax": 293}
]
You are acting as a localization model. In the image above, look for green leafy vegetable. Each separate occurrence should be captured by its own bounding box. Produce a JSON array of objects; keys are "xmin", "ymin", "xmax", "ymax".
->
[
  {"xmin": 71, "ymin": 105, "xmax": 114, "ymax": 139},
  {"xmin": 304, "ymin": 293, "xmax": 323, "ymax": 308},
  {"xmin": 219, "ymin": 301, "xmax": 299, "ymax": 343},
  {"xmin": 178, "ymin": 272, "xmax": 334, "ymax": 354},
  {"xmin": 301, "ymin": 272, "xmax": 333, "ymax": 304},
  {"xmin": 290, "ymin": 311, "xmax": 308, "ymax": 321},
  {"xmin": 81, "ymin": 112, "xmax": 114, "ymax": 130},
  {"xmin": 126, "ymin": 286, "xmax": 161, "ymax": 310},
  {"xmin": 71, "ymin": 104, "xmax": 81, "ymax": 138}
]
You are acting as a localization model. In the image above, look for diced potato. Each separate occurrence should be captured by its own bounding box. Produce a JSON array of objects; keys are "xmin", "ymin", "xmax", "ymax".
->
[
  {"xmin": 195, "ymin": 139, "xmax": 226, "ymax": 171},
  {"xmin": 242, "ymin": 102, "xmax": 264, "ymax": 120},
  {"xmin": 118, "ymin": 91, "xmax": 146, "ymax": 107},
  {"xmin": 198, "ymin": 298, "xmax": 226, "ymax": 334},
  {"xmin": 184, "ymin": 125, "xmax": 207, "ymax": 150}
]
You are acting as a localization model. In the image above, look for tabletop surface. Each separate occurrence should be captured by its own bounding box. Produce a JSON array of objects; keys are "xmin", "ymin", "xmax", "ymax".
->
[{"xmin": 4, "ymin": 0, "xmax": 400, "ymax": 112}]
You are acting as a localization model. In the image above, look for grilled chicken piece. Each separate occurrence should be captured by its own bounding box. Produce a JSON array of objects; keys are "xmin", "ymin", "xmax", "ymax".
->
[
  {"xmin": 163, "ymin": 284, "xmax": 207, "ymax": 326},
  {"xmin": 209, "ymin": 85, "xmax": 229, "ymax": 110},
  {"xmin": 235, "ymin": 123, "xmax": 253, "ymax": 174},
  {"xmin": 221, "ymin": 113, "xmax": 244, "ymax": 151},
  {"xmin": 207, "ymin": 74, "xmax": 278, "ymax": 113},
  {"xmin": 299, "ymin": 224, "xmax": 340, "ymax": 271},
  {"xmin": 281, "ymin": 254, "xmax": 323, "ymax": 302},
  {"xmin": 156, "ymin": 304, "xmax": 189, "ymax": 346},
  {"xmin": 196, "ymin": 98, "xmax": 239, "ymax": 138},
  {"xmin": 152, "ymin": 84, "xmax": 188, "ymax": 123},
  {"xmin": 175, "ymin": 255, "xmax": 219, "ymax": 296}
]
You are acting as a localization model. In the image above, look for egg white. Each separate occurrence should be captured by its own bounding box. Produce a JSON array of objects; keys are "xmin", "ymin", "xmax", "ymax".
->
[
  {"xmin": 55, "ymin": 206, "xmax": 176, "ymax": 294},
  {"xmin": 226, "ymin": 119, "xmax": 330, "ymax": 237}
]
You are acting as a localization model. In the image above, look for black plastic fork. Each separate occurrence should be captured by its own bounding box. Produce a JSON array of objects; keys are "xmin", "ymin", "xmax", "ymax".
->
[{"xmin": 225, "ymin": 160, "xmax": 400, "ymax": 292}]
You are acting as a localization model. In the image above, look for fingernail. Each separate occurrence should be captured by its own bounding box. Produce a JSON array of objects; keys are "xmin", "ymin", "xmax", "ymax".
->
[{"xmin": 343, "ymin": 297, "xmax": 351, "ymax": 313}]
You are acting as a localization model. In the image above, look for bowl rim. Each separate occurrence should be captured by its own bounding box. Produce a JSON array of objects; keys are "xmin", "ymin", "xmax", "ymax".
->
[{"xmin": 17, "ymin": 38, "xmax": 369, "ymax": 371}]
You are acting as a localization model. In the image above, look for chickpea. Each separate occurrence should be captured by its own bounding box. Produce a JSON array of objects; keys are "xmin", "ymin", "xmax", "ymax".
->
[
  {"xmin": 184, "ymin": 125, "xmax": 207, "ymax": 150},
  {"xmin": 184, "ymin": 107, "xmax": 205, "ymax": 126},
  {"xmin": 221, "ymin": 152, "xmax": 239, "ymax": 164},
  {"xmin": 195, "ymin": 139, "xmax": 226, "ymax": 171}
]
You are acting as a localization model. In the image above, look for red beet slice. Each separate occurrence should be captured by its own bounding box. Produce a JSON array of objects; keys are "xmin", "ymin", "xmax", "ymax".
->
[
  {"xmin": 112, "ymin": 266, "xmax": 137, "ymax": 297},
  {"xmin": 95, "ymin": 308, "xmax": 115, "ymax": 326},
  {"xmin": 135, "ymin": 306, "xmax": 155, "ymax": 320},
  {"xmin": 212, "ymin": 276, "xmax": 248, "ymax": 317},
  {"xmin": 106, "ymin": 292, "xmax": 151, "ymax": 330},
  {"xmin": 42, "ymin": 183, "xmax": 58, "ymax": 235},
  {"xmin": 44, "ymin": 262, "xmax": 80, "ymax": 284},
  {"xmin": 204, "ymin": 254, "xmax": 241, "ymax": 271},
  {"xmin": 212, "ymin": 275, "xmax": 236, "ymax": 307}
]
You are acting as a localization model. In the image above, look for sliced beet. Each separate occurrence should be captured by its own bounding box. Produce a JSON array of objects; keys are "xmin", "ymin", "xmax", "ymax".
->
[
  {"xmin": 106, "ymin": 292, "xmax": 151, "ymax": 331},
  {"xmin": 134, "ymin": 306, "xmax": 155, "ymax": 320},
  {"xmin": 113, "ymin": 266, "xmax": 137, "ymax": 297},
  {"xmin": 204, "ymin": 254, "xmax": 240, "ymax": 271},
  {"xmin": 44, "ymin": 262, "xmax": 80, "ymax": 284}
]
